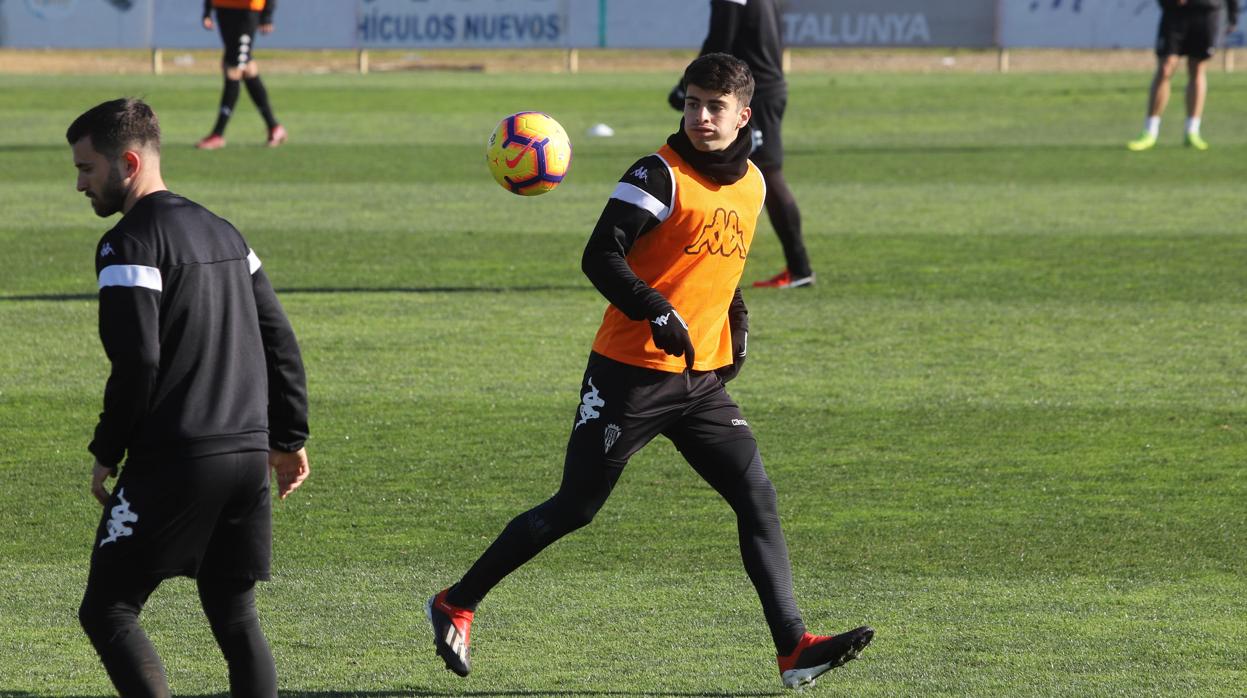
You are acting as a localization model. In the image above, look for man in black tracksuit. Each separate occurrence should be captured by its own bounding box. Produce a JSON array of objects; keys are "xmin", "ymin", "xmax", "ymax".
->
[
  {"xmin": 68, "ymin": 98, "xmax": 309, "ymax": 697},
  {"xmin": 1128, "ymin": 0, "xmax": 1239, "ymax": 150},
  {"xmin": 671, "ymin": 0, "xmax": 814, "ymax": 288}
]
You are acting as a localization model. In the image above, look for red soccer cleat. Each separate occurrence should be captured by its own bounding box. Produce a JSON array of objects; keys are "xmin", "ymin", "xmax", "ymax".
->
[
  {"xmin": 752, "ymin": 268, "xmax": 815, "ymax": 289},
  {"xmin": 195, "ymin": 134, "xmax": 226, "ymax": 150},
  {"xmin": 778, "ymin": 627, "xmax": 874, "ymax": 689},
  {"xmin": 266, "ymin": 124, "xmax": 288, "ymax": 148},
  {"xmin": 426, "ymin": 589, "xmax": 473, "ymax": 677}
]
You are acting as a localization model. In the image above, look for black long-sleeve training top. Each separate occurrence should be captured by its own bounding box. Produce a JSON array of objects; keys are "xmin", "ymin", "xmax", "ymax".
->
[
  {"xmin": 1161, "ymin": 0, "xmax": 1239, "ymax": 25},
  {"xmin": 699, "ymin": 0, "xmax": 787, "ymax": 94},
  {"xmin": 91, "ymin": 190, "xmax": 307, "ymax": 469}
]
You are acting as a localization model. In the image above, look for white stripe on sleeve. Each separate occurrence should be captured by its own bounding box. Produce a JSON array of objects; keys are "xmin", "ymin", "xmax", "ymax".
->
[
  {"xmin": 98, "ymin": 264, "xmax": 162, "ymax": 292},
  {"xmin": 610, "ymin": 182, "xmax": 671, "ymax": 222},
  {"xmin": 247, "ymin": 248, "xmax": 262, "ymax": 274}
]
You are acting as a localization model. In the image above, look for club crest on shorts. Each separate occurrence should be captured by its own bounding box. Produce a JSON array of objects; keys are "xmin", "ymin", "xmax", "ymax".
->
[
  {"xmin": 100, "ymin": 487, "xmax": 139, "ymax": 547},
  {"xmin": 604, "ymin": 423, "xmax": 622, "ymax": 453},
  {"xmin": 575, "ymin": 377, "xmax": 605, "ymax": 430}
]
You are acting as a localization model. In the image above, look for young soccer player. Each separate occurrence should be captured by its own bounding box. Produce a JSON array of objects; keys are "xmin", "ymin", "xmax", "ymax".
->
[
  {"xmin": 69, "ymin": 98, "xmax": 309, "ymax": 696},
  {"xmin": 197, "ymin": 0, "xmax": 287, "ymax": 150},
  {"xmin": 1128, "ymin": 0, "xmax": 1238, "ymax": 151},
  {"xmin": 427, "ymin": 54, "xmax": 872, "ymax": 690}
]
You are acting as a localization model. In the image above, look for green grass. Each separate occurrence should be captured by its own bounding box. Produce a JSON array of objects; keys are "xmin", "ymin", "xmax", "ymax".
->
[{"xmin": 1, "ymin": 68, "xmax": 1245, "ymax": 696}]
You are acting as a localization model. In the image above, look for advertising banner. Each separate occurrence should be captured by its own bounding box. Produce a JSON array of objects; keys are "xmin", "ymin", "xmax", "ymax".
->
[
  {"xmin": 999, "ymin": 0, "xmax": 1160, "ymax": 49},
  {"xmin": 152, "ymin": 0, "xmax": 356, "ymax": 50},
  {"xmin": 355, "ymin": 0, "xmax": 568, "ymax": 49},
  {"xmin": 783, "ymin": 0, "xmax": 998, "ymax": 48},
  {"xmin": 1, "ymin": 0, "xmax": 152, "ymax": 49}
]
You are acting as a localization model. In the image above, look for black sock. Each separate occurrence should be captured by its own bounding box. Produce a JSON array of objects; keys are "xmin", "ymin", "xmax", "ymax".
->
[
  {"xmin": 761, "ymin": 166, "xmax": 812, "ymax": 278},
  {"xmin": 449, "ymin": 455, "xmax": 623, "ymax": 610},
  {"xmin": 212, "ymin": 78, "xmax": 241, "ymax": 136},
  {"xmin": 682, "ymin": 439, "xmax": 807, "ymax": 656},
  {"xmin": 244, "ymin": 76, "xmax": 278, "ymax": 130},
  {"xmin": 199, "ymin": 577, "xmax": 277, "ymax": 698},
  {"xmin": 80, "ymin": 574, "xmax": 170, "ymax": 697}
]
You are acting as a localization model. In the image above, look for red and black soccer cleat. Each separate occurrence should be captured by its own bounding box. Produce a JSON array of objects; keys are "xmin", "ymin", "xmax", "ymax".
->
[
  {"xmin": 778, "ymin": 626, "xmax": 874, "ymax": 689},
  {"xmin": 195, "ymin": 134, "xmax": 226, "ymax": 150},
  {"xmin": 266, "ymin": 124, "xmax": 288, "ymax": 148},
  {"xmin": 752, "ymin": 268, "xmax": 815, "ymax": 289},
  {"xmin": 426, "ymin": 589, "xmax": 473, "ymax": 677}
]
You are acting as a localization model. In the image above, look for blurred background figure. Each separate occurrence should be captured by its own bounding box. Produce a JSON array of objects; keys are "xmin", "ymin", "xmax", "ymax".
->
[
  {"xmin": 1128, "ymin": 0, "xmax": 1238, "ymax": 151},
  {"xmin": 197, "ymin": 0, "xmax": 287, "ymax": 150}
]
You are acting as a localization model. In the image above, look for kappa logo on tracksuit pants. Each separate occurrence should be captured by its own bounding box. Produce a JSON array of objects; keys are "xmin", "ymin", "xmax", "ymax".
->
[{"xmin": 100, "ymin": 487, "xmax": 139, "ymax": 547}]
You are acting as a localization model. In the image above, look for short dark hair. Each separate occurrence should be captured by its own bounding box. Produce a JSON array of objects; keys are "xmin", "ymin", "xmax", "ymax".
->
[
  {"xmin": 681, "ymin": 53, "xmax": 755, "ymax": 107},
  {"xmin": 65, "ymin": 98, "xmax": 161, "ymax": 158}
]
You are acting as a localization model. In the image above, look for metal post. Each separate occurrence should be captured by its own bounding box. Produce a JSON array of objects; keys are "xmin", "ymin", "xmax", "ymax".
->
[
  {"xmin": 566, "ymin": 47, "xmax": 579, "ymax": 74},
  {"xmin": 998, "ymin": 47, "xmax": 1009, "ymax": 73},
  {"xmin": 151, "ymin": 47, "xmax": 162, "ymax": 75},
  {"xmin": 358, "ymin": 48, "xmax": 369, "ymax": 75}
]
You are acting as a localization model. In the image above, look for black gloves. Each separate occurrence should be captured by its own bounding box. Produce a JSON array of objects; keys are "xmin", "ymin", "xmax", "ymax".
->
[
  {"xmin": 649, "ymin": 306, "xmax": 695, "ymax": 370},
  {"xmin": 716, "ymin": 326, "xmax": 748, "ymax": 383},
  {"xmin": 667, "ymin": 83, "xmax": 686, "ymax": 112}
]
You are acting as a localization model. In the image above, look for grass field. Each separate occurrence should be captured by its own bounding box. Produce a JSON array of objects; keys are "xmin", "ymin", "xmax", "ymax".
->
[{"xmin": 1, "ymin": 67, "xmax": 1245, "ymax": 696}]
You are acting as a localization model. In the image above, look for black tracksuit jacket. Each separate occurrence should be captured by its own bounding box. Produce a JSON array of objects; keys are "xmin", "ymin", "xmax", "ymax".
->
[{"xmin": 91, "ymin": 190, "xmax": 307, "ymax": 469}]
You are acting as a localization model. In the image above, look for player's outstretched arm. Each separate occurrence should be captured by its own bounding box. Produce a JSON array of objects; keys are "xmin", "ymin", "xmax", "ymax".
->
[{"xmin": 269, "ymin": 447, "xmax": 308, "ymax": 499}]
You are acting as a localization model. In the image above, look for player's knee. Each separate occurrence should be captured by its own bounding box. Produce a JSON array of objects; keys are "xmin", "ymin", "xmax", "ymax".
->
[
  {"xmin": 79, "ymin": 594, "xmax": 129, "ymax": 642},
  {"xmin": 78, "ymin": 597, "xmax": 101, "ymax": 636},
  {"xmin": 545, "ymin": 492, "xmax": 606, "ymax": 533}
]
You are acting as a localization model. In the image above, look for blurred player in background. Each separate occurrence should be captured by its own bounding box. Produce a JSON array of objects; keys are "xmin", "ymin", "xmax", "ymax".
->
[
  {"xmin": 427, "ymin": 54, "xmax": 872, "ymax": 691},
  {"xmin": 197, "ymin": 0, "xmax": 287, "ymax": 150},
  {"xmin": 1128, "ymin": 0, "xmax": 1238, "ymax": 150},
  {"xmin": 671, "ymin": 0, "xmax": 813, "ymax": 289},
  {"xmin": 69, "ymin": 98, "xmax": 309, "ymax": 696}
]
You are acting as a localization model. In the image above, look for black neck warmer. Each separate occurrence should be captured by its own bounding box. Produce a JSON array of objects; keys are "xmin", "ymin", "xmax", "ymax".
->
[{"xmin": 666, "ymin": 119, "xmax": 753, "ymax": 185}]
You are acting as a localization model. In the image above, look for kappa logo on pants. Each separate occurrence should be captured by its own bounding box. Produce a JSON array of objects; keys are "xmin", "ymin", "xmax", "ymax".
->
[
  {"xmin": 99, "ymin": 487, "xmax": 139, "ymax": 547},
  {"xmin": 575, "ymin": 377, "xmax": 605, "ymax": 430}
]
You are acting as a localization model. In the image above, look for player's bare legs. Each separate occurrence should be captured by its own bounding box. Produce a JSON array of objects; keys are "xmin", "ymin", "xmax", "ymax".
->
[
  {"xmin": 1183, "ymin": 56, "xmax": 1210, "ymax": 149},
  {"xmin": 1129, "ymin": 54, "xmax": 1180, "ymax": 151}
]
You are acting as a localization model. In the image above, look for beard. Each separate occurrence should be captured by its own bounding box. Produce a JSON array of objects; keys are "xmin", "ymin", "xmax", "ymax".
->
[{"xmin": 89, "ymin": 164, "xmax": 128, "ymax": 218}]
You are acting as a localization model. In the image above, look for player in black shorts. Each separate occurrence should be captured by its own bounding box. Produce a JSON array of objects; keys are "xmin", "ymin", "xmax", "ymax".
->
[
  {"xmin": 671, "ymin": 0, "xmax": 814, "ymax": 289},
  {"xmin": 68, "ymin": 98, "xmax": 310, "ymax": 696},
  {"xmin": 1128, "ymin": 0, "xmax": 1238, "ymax": 150},
  {"xmin": 427, "ymin": 54, "xmax": 872, "ymax": 690},
  {"xmin": 197, "ymin": 0, "xmax": 287, "ymax": 150}
]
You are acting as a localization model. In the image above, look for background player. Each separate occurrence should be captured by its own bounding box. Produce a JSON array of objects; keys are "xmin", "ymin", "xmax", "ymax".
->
[
  {"xmin": 197, "ymin": 0, "xmax": 287, "ymax": 150},
  {"xmin": 427, "ymin": 54, "xmax": 872, "ymax": 690},
  {"xmin": 1128, "ymin": 0, "xmax": 1238, "ymax": 150},
  {"xmin": 69, "ymin": 98, "xmax": 309, "ymax": 696},
  {"xmin": 671, "ymin": 0, "xmax": 814, "ymax": 289}
]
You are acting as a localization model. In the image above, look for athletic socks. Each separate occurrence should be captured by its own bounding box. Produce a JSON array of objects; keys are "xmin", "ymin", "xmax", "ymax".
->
[
  {"xmin": 1144, "ymin": 116, "xmax": 1161, "ymax": 137},
  {"xmin": 761, "ymin": 166, "xmax": 813, "ymax": 279},
  {"xmin": 212, "ymin": 78, "xmax": 241, "ymax": 136},
  {"xmin": 1185, "ymin": 116, "xmax": 1201, "ymax": 135},
  {"xmin": 244, "ymin": 76, "xmax": 279, "ymax": 131}
]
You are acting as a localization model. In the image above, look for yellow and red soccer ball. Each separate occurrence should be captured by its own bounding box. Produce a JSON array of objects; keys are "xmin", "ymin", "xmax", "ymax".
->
[{"xmin": 486, "ymin": 111, "xmax": 572, "ymax": 196}]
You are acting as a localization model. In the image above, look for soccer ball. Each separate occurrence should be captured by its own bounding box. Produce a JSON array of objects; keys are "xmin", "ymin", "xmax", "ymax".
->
[{"xmin": 486, "ymin": 112, "xmax": 572, "ymax": 196}]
